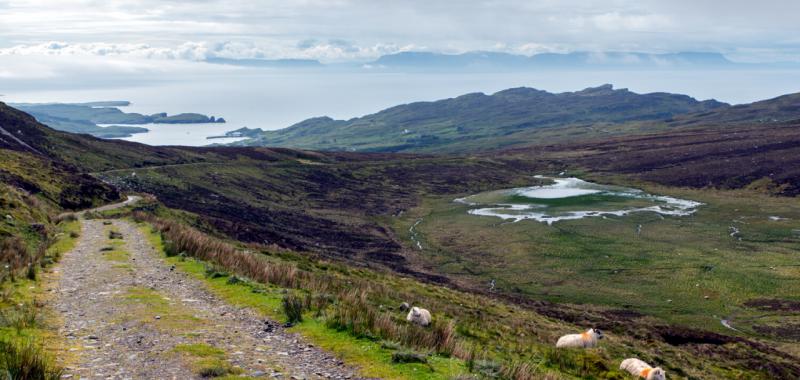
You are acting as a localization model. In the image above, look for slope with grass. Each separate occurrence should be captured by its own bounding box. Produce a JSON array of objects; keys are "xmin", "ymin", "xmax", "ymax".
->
[
  {"xmin": 512, "ymin": 119, "xmax": 800, "ymax": 196},
  {"xmin": 1, "ymin": 120, "xmax": 119, "ymax": 283},
  {"xmin": 391, "ymin": 185, "xmax": 800, "ymax": 347},
  {"xmin": 3, "ymin": 99, "xmax": 800, "ymax": 378},
  {"xmin": 0, "ymin": 215, "xmax": 81, "ymax": 379},
  {"xmin": 108, "ymin": 199, "xmax": 798, "ymax": 379},
  {"xmin": 233, "ymin": 85, "xmax": 727, "ymax": 152}
]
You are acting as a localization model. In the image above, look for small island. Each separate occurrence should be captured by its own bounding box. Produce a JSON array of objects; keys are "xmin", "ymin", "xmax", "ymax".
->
[
  {"xmin": 147, "ymin": 112, "xmax": 226, "ymax": 124},
  {"xmin": 207, "ymin": 127, "xmax": 263, "ymax": 139},
  {"xmin": 11, "ymin": 101, "xmax": 226, "ymax": 139},
  {"xmin": 91, "ymin": 125, "xmax": 150, "ymax": 138}
]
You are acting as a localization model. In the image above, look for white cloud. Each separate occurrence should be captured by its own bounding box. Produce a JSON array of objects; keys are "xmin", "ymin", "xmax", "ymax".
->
[
  {"xmin": 0, "ymin": 40, "xmax": 422, "ymax": 63},
  {"xmin": 0, "ymin": 0, "xmax": 798, "ymax": 63},
  {"xmin": 511, "ymin": 43, "xmax": 568, "ymax": 56},
  {"xmin": 0, "ymin": 41, "xmax": 210, "ymax": 60},
  {"xmin": 588, "ymin": 12, "xmax": 673, "ymax": 32}
]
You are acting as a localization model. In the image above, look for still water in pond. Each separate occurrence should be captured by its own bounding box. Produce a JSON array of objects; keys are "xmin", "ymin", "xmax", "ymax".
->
[{"xmin": 456, "ymin": 176, "xmax": 702, "ymax": 224}]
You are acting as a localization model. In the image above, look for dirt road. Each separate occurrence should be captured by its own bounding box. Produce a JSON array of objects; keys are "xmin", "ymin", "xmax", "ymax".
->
[{"xmin": 53, "ymin": 198, "xmax": 361, "ymax": 379}]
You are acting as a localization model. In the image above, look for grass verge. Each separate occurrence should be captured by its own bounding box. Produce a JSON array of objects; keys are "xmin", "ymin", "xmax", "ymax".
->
[
  {"xmin": 0, "ymin": 218, "xmax": 80, "ymax": 377},
  {"xmin": 139, "ymin": 222, "xmax": 468, "ymax": 380}
]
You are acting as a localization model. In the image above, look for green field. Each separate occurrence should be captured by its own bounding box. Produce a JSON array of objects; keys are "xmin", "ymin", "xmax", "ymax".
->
[{"xmin": 395, "ymin": 182, "xmax": 800, "ymax": 347}]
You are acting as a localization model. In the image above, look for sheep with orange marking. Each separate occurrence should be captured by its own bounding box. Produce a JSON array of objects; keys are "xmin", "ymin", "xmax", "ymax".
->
[
  {"xmin": 620, "ymin": 358, "xmax": 666, "ymax": 380},
  {"xmin": 555, "ymin": 328, "xmax": 604, "ymax": 348}
]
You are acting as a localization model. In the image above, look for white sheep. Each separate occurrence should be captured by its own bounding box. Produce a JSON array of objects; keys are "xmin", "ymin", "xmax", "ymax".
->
[
  {"xmin": 620, "ymin": 358, "xmax": 666, "ymax": 380},
  {"xmin": 555, "ymin": 328, "xmax": 604, "ymax": 348},
  {"xmin": 406, "ymin": 306, "xmax": 432, "ymax": 326}
]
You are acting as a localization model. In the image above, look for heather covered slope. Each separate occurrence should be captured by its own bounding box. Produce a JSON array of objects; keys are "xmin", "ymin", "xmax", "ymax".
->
[
  {"xmin": 0, "ymin": 102, "xmax": 207, "ymax": 171},
  {"xmin": 234, "ymin": 84, "xmax": 727, "ymax": 152},
  {"xmin": 667, "ymin": 91, "xmax": 800, "ymax": 126},
  {"xmin": 2, "ymin": 101, "xmax": 540, "ymax": 271},
  {"xmin": 0, "ymin": 103, "xmax": 120, "ymax": 289},
  {"xmin": 0, "ymin": 103, "xmax": 120, "ymax": 210},
  {"xmin": 96, "ymin": 153, "xmax": 540, "ymax": 272},
  {"xmin": 509, "ymin": 120, "xmax": 800, "ymax": 196}
]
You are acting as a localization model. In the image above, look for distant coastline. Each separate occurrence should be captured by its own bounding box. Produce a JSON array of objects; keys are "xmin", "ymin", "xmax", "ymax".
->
[{"xmin": 11, "ymin": 101, "xmax": 225, "ymax": 139}]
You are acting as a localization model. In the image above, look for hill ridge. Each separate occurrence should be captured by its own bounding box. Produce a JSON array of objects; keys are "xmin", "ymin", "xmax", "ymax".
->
[{"xmin": 232, "ymin": 84, "xmax": 728, "ymax": 152}]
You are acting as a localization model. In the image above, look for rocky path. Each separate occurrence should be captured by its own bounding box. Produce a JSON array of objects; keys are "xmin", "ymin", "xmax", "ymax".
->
[{"xmin": 53, "ymin": 199, "xmax": 362, "ymax": 379}]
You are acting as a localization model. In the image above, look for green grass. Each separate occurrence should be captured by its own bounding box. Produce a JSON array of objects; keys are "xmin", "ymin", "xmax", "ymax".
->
[
  {"xmin": 173, "ymin": 343, "xmax": 226, "ymax": 357},
  {"xmin": 100, "ymin": 228, "xmax": 129, "ymax": 263},
  {"xmin": 101, "ymin": 247, "xmax": 129, "ymax": 262},
  {"xmin": 0, "ymin": 338, "xmax": 63, "ymax": 380},
  {"xmin": 139, "ymin": 223, "xmax": 469, "ymax": 380},
  {"xmin": 0, "ymin": 217, "xmax": 80, "ymax": 377},
  {"xmin": 395, "ymin": 185, "xmax": 800, "ymax": 337},
  {"xmin": 46, "ymin": 220, "xmax": 80, "ymax": 258},
  {"xmin": 135, "ymin": 206, "xmax": 798, "ymax": 379},
  {"xmin": 121, "ymin": 287, "xmax": 204, "ymax": 332},
  {"xmin": 172, "ymin": 343, "xmax": 244, "ymax": 378}
]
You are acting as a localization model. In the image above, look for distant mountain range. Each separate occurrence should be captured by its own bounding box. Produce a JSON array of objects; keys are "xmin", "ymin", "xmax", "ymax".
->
[
  {"xmin": 204, "ymin": 57, "xmax": 324, "ymax": 68},
  {"xmin": 198, "ymin": 50, "xmax": 799, "ymax": 71},
  {"xmin": 231, "ymin": 84, "xmax": 731, "ymax": 152},
  {"xmin": 368, "ymin": 51, "xmax": 736, "ymax": 70}
]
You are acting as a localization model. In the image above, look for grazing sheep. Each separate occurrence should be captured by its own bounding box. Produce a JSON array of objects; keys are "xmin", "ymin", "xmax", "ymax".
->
[
  {"xmin": 555, "ymin": 328, "xmax": 604, "ymax": 348},
  {"xmin": 406, "ymin": 306, "xmax": 432, "ymax": 326},
  {"xmin": 620, "ymin": 358, "xmax": 666, "ymax": 380},
  {"xmin": 399, "ymin": 302, "xmax": 410, "ymax": 311}
]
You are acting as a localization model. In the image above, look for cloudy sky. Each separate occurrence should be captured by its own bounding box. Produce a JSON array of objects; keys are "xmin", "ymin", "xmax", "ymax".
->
[{"xmin": 1, "ymin": 0, "xmax": 799, "ymax": 63}]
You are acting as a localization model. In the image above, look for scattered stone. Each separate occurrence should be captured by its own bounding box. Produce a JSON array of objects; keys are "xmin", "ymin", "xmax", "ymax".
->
[
  {"xmin": 391, "ymin": 351, "xmax": 428, "ymax": 364},
  {"xmin": 103, "ymin": 221, "xmax": 113, "ymax": 225},
  {"xmin": 227, "ymin": 275, "xmax": 242, "ymax": 284},
  {"xmin": 30, "ymin": 223, "xmax": 47, "ymax": 234}
]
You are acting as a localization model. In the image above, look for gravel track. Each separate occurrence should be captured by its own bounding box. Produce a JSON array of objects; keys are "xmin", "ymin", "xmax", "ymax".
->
[{"xmin": 53, "ymin": 199, "xmax": 363, "ymax": 379}]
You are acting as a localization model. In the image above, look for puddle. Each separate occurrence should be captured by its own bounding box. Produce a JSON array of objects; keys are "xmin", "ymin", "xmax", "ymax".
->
[
  {"xmin": 409, "ymin": 218, "xmax": 424, "ymax": 250},
  {"xmin": 456, "ymin": 176, "xmax": 702, "ymax": 225}
]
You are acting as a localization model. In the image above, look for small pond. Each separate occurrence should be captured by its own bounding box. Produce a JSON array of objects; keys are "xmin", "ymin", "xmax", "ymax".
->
[{"xmin": 455, "ymin": 176, "xmax": 702, "ymax": 224}]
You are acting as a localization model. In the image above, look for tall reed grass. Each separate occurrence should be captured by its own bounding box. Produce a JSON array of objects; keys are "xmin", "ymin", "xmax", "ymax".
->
[
  {"xmin": 134, "ymin": 212, "xmax": 459, "ymax": 356},
  {"xmin": 0, "ymin": 339, "xmax": 63, "ymax": 380},
  {"xmin": 326, "ymin": 289, "xmax": 456, "ymax": 354},
  {"xmin": 0, "ymin": 237, "xmax": 47, "ymax": 284}
]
